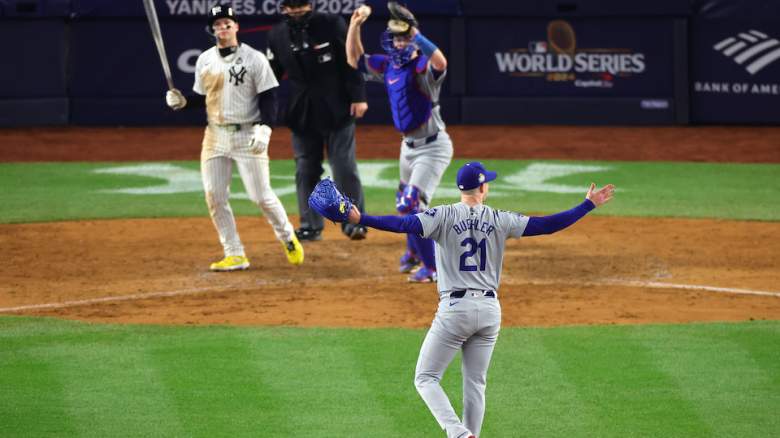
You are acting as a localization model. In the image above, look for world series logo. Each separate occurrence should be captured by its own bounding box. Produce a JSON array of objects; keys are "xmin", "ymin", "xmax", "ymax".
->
[{"xmin": 494, "ymin": 20, "xmax": 646, "ymax": 89}]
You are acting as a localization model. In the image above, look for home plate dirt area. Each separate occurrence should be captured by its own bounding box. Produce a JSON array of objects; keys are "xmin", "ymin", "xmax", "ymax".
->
[{"xmin": 1, "ymin": 125, "xmax": 778, "ymax": 327}]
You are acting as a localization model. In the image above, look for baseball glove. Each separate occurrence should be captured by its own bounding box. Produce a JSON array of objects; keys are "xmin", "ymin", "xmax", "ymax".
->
[
  {"xmin": 387, "ymin": 2, "xmax": 417, "ymax": 35},
  {"xmin": 308, "ymin": 178, "xmax": 353, "ymax": 223}
]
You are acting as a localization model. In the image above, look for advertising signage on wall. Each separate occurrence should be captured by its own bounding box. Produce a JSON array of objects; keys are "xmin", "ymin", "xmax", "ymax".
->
[
  {"xmin": 71, "ymin": 0, "xmax": 367, "ymax": 17},
  {"xmin": 691, "ymin": 22, "xmax": 780, "ymax": 123},
  {"xmin": 164, "ymin": 0, "xmax": 366, "ymax": 16},
  {"xmin": 467, "ymin": 18, "xmax": 675, "ymax": 97}
]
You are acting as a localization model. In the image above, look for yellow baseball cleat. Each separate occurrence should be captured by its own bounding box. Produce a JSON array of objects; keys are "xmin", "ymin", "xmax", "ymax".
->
[
  {"xmin": 209, "ymin": 255, "xmax": 250, "ymax": 272},
  {"xmin": 284, "ymin": 235, "xmax": 304, "ymax": 265}
]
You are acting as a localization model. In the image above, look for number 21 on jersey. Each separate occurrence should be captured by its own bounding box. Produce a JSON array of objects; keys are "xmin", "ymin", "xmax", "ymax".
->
[{"xmin": 459, "ymin": 238, "xmax": 487, "ymax": 271}]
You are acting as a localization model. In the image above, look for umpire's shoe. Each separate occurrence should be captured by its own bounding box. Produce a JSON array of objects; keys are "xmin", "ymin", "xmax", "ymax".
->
[
  {"xmin": 343, "ymin": 223, "xmax": 368, "ymax": 240},
  {"xmin": 295, "ymin": 227, "xmax": 323, "ymax": 242},
  {"xmin": 284, "ymin": 235, "xmax": 305, "ymax": 265}
]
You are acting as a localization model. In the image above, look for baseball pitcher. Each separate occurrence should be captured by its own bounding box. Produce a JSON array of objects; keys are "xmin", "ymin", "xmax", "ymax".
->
[
  {"xmin": 346, "ymin": 2, "xmax": 453, "ymax": 282},
  {"xmin": 165, "ymin": 5, "xmax": 303, "ymax": 271},
  {"xmin": 308, "ymin": 163, "xmax": 615, "ymax": 437}
]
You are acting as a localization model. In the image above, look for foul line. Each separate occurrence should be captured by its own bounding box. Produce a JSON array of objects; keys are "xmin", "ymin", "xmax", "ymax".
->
[
  {"xmin": 506, "ymin": 278, "xmax": 780, "ymax": 298},
  {"xmin": 0, "ymin": 278, "xmax": 293, "ymax": 314},
  {"xmin": 1, "ymin": 278, "xmax": 778, "ymax": 314},
  {"xmin": 601, "ymin": 279, "xmax": 780, "ymax": 297}
]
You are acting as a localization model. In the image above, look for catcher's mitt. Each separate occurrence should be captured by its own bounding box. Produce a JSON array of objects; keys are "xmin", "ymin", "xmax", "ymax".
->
[
  {"xmin": 308, "ymin": 178, "xmax": 353, "ymax": 223},
  {"xmin": 387, "ymin": 2, "xmax": 417, "ymax": 35}
]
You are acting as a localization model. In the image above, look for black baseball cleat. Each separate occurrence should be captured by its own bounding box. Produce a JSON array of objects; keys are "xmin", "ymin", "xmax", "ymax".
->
[
  {"xmin": 295, "ymin": 227, "xmax": 323, "ymax": 242},
  {"xmin": 343, "ymin": 223, "xmax": 368, "ymax": 240}
]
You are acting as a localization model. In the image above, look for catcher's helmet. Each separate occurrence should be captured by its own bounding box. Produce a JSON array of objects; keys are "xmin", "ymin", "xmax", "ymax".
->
[
  {"xmin": 381, "ymin": 31, "xmax": 416, "ymax": 66},
  {"xmin": 208, "ymin": 4, "xmax": 238, "ymax": 28}
]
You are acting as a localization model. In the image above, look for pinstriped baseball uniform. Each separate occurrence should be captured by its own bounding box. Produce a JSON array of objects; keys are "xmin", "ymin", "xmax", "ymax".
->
[
  {"xmin": 193, "ymin": 43, "xmax": 295, "ymax": 257},
  {"xmin": 414, "ymin": 203, "xmax": 529, "ymax": 438}
]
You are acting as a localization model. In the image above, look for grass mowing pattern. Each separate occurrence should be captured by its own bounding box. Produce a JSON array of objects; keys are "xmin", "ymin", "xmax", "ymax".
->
[
  {"xmin": 1, "ymin": 317, "xmax": 778, "ymax": 437},
  {"xmin": 1, "ymin": 160, "xmax": 779, "ymax": 223},
  {"xmin": 2, "ymin": 158, "xmax": 778, "ymax": 436}
]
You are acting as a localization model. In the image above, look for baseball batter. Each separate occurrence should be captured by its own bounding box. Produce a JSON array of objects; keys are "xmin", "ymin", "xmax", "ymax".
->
[
  {"xmin": 165, "ymin": 5, "xmax": 303, "ymax": 271},
  {"xmin": 346, "ymin": 2, "xmax": 453, "ymax": 283},
  {"xmin": 340, "ymin": 162, "xmax": 615, "ymax": 437}
]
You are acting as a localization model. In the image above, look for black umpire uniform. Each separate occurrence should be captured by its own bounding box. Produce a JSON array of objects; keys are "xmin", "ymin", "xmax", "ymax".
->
[{"xmin": 267, "ymin": 2, "xmax": 368, "ymax": 241}]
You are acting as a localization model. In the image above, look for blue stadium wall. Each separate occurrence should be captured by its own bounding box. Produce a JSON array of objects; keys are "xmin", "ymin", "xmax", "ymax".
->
[{"xmin": 0, "ymin": 0, "xmax": 778, "ymax": 126}]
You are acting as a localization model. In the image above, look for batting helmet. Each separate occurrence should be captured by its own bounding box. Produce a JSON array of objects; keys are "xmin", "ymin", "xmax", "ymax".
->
[{"xmin": 208, "ymin": 4, "xmax": 238, "ymax": 28}]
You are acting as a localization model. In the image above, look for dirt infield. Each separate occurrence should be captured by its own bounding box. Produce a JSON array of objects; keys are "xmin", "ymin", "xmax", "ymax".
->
[
  {"xmin": 1, "ymin": 125, "xmax": 779, "ymax": 327},
  {"xmin": 3, "ymin": 125, "xmax": 779, "ymax": 163}
]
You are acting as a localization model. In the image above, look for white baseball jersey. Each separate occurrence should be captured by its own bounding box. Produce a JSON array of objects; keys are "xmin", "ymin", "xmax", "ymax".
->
[
  {"xmin": 193, "ymin": 43, "xmax": 278, "ymax": 125},
  {"xmin": 416, "ymin": 202, "xmax": 530, "ymax": 292},
  {"xmin": 192, "ymin": 43, "xmax": 295, "ymax": 260}
]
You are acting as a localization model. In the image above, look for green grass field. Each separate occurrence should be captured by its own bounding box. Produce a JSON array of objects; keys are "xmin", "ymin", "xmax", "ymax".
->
[
  {"xmin": 1, "ymin": 159, "xmax": 779, "ymax": 223},
  {"xmin": 2, "ymin": 317, "xmax": 779, "ymax": 437},
  {"xmin": 2, "ymin": 158, "xmax": 779, "ymax": 437}
]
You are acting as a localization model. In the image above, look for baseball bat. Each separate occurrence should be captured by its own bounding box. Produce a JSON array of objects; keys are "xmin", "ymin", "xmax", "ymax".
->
[{"xmin": 142, "ymin": 0, "xmax": 175, "ymax": 90}]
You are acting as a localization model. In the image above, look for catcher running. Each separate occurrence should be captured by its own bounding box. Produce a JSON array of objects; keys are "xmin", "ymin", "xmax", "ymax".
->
[{"xmin": 309, "ymin": 166, "xmax": 615, "ymax": 437}]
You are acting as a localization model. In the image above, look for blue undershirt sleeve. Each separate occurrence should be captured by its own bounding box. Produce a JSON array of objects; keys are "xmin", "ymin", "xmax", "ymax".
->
[
  {"xmin": 358, "ymin": 214, "xmax": 423, "ymax": 235},
  {"xmin": 523, "ymin": 199, "xmax": 595, "ymax": 236},
  {"xmin": 413, "ymin": 33, "xmax": 438, "ymax": 58}
]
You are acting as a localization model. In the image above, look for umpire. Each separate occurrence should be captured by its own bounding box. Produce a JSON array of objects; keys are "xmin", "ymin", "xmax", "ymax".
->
[{"xmin": 267, "ymin": 0, "xmax": 369, "ymax": 241}]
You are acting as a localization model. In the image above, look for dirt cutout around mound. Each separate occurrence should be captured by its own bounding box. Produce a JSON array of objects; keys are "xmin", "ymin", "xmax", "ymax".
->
[
  {"xmin": 1, "ymin": 216, "xmax": 778, "ymax": 327},
  {"xmin": 1, "ymin": 125, "xmax": 778, "ymax": 327}
]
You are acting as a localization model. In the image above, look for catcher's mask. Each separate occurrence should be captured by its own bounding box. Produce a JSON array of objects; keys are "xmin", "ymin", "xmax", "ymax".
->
[
  {"xmin": 382, "ymin": 2, "xmax": 418, "ymax": 66},
  {"xmin": 381, "ymin": 30, "xmax": 416, "ymax": 66}
]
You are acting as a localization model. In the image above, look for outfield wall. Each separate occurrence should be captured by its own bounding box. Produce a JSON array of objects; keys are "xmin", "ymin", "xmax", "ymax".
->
[{"xmin": 0, "ymin": 0, "xmax": 778, "ymax": 126}]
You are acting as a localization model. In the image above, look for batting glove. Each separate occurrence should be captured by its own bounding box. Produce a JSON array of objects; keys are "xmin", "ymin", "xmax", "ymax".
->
[
  {"xmin": 248, "ymin": 124, "xmax": 272, "ymax": 154},
  {"xmin": 165, "ymin": 89, "xmax": 187, "ymax": 110}
]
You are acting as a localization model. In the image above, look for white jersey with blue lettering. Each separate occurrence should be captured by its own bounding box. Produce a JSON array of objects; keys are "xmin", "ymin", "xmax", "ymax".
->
[{"xmin": 416, "ymin": 202, "xmax": 529, "ymax": 293}]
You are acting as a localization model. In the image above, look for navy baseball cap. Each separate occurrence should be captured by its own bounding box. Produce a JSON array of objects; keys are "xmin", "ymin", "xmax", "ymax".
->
[{"xmin": 456, "ymin": 162, "xmax": 497, "ymax": 191}]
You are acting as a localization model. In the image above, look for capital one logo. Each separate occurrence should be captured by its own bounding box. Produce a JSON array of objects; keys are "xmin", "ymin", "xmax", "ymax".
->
[{"xmin": 714, "ymin": 30, "xmax": 780, "ymax": 75}]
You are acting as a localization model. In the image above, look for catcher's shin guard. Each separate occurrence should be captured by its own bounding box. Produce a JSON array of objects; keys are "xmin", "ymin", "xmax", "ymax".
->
[{"xmin": 396, "ymin": 184, "xmax": 421, "ymax": 214}]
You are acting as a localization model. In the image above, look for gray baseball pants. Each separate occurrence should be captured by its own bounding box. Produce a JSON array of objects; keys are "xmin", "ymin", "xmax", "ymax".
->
[
  {"xmin": 399, "ymin": 130, "xmax": 453, "ymax": 207},
  {"xmin": 292, "ymin": 122, "xmax": 365, "ymax": 231},
  {"xmin": 415, "ymin": 291, "xmax": 501, "ymax": 438}
]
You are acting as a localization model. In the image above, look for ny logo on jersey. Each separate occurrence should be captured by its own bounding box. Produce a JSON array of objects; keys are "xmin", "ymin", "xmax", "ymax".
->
[{"xmin": 229, "ymin": 66, "xmax": 247, "ymax": 86}]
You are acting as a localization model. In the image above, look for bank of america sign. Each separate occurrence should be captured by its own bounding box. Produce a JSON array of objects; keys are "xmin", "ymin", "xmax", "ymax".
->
[{"xmin": 714, "ymin": 30, "xmax": 780, "ymax": 75}]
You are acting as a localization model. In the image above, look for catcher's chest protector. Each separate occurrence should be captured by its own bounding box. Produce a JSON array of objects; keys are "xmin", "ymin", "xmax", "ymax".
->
[{"xmin": 385, "ymin": 56, "xmax": 432, "ymax": 133}]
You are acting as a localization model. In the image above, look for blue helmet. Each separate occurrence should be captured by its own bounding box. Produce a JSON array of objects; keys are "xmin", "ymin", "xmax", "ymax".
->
[{"xmin": 381, "ymin": 30, "xmax": 416, "ymax": 66}]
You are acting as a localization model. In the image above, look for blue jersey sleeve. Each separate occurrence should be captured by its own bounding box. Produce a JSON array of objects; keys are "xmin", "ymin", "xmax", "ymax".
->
[
  {"xmin": 366, "ymin": 54, "xmax": 389, "ymax": 74},
  {"xmin": 358, "ymin": 214, "xmax": 423, "ymax": 235},
  {"xmin": 523, "ymin": 200, "xmax": 595, "ymax": 236}
]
